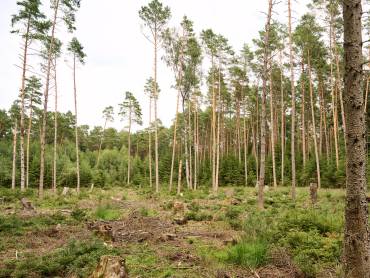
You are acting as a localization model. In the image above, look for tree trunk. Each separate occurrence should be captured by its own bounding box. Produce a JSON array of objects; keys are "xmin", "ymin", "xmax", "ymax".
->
[
  {"xmin": 301, "ymin": 61, "xmax": 307, "ymax": 168},
  {"xmin": 288, "ymin": 0, "xmax": 296, "ymax": 200},
  {"xmin": 39, "ymin": 0, "xmax": 60, "ymax": 198},
  {"xmin": 343, "ymin": 1, "xmax": 370, "ymax": 276},
  {"xmin": 188, "ymin": 100, "xmax": 193, "ymax": 189},
  {"xmin": 127, "ymin": 105, "xmax": 132, "ymax": 185},
  {"xmin": 148, "ymin": 97, "xmax": 153, "ymax": 188},
  {"xmin": 211, "ymin": 55, "xmax": 217, "ymax": 192},
  {"xmin": 258, "ymin": 0, "xmax": 273, "ymax": 209},
  {"xmin": 330, "ymin": 13, "xmax": 340, "ymax": 170},
  {"xmin": 73, "ymin": 55, "xmax": 80, "ymax": 194},
  {"xmin": 154, "ymin": 28, "xmax": 160, "ymax": 193},
  {"xmin": 169, "ymin": 91, "xmax": 180, "ymax": 191},
  {"xmin": 307, "ymin": 51, "xmax": 321, "ymax": 189},
  {"xmin": 269, "ymin": 61, "xmax": 277, "ymax": 189},
  {"xmin": 215, "ymin": 64, "xmax": 222, "ymax": 191},
  {"xmin": 279, "ymin": 50, "xmax": 285, "ymax": 186},
  {"xmin": 19, "ymin": 17, "xmax": 31, "ymax": 192},
  {"xmin": 12, "ymin": 122, "xmax": 18, "ymax": 190},
  {"xmin": 52, "ymin": 58, "xmax": 58, "ymax": 193},
  {"xmin": 243, "ymin": 112, "xmax": 248, "ymax": 186},
  {"xmin": 193, "ymin": 95, "xmax": 198, "ymax": 190},
  {"xmin": 177, "ymin": 147, "xmax": 183, "ymax": 195},
  {"xmin": 26, "ymin": 97, "xmax": 33, "ymax": 189}
]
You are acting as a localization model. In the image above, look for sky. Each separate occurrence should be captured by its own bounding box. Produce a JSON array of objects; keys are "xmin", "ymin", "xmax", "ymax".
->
[{"xmin": 0, "ymin": 0, "xmax": 309, "ymax": 131}]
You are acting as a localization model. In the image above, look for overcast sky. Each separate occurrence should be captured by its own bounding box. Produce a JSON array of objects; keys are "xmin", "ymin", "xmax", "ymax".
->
[{"xmin": 0, "ymin": 0, "xmax": 309, "ymax": 131}]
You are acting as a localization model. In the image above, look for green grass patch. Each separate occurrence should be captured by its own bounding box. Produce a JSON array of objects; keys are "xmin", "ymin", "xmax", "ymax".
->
[
  {"xmin": 95, "ymin": 204, "xmax": 121, "ymax": 221},
  {"xmin": 0, "ymin": 239, "xmax": 122, "ymax": 278}
]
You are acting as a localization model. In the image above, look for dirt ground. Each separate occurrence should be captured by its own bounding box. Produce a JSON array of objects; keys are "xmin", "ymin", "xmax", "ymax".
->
[{"xmin": 0, "ymin": 187, "xmax": 304, "ymax": 277}]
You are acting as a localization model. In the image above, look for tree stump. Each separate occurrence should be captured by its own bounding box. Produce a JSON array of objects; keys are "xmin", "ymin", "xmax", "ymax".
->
[
  {"xmin": 62, "ymin": 187, "xmax": 69, "ymax": 196},
  {"xmin": 89, "ymin": 255, "xmax": 128, "ymax": 278},
  {"xmin": 309, "ymin": 183, "xmax": 318, "ymax": 205},
  {"xmin": 20, "ymin": 198, "xmax": 35, "ymax": 211}
]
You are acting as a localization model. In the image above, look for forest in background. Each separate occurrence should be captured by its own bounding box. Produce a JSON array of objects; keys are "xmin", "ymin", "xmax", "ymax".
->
[
  {"xmin": 0, "ymin": 0, "xmax": 369, "ymax": 277},
  {"xmin": 1, "ymin": 0, "xmax": 369, "ymax": 196}
]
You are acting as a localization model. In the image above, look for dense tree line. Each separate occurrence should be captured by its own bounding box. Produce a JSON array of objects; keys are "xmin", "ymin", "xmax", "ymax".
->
[{"xmin": 1, "ymin": 0, "xmax": 370, "ymax": 195}]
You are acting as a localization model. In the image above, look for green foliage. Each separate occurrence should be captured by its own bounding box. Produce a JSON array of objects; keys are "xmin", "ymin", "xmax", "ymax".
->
[
  {"xmin": 0, "ymin": 213, "xmax": 66, "ymax": 236},
  {"xmin": 95, "ymin": 204, "xmax": 121, "ymax": 221},
  {"xmin": 0, "ymin": 239, "xmax": 122, "ymax": 278},
  {"xmin": 185, "ymin": 210, "xmax": 212, "ymax": 221},
  {"xmin": 224, "ymin": 240, "xmax": 268, "ymax": 268}
]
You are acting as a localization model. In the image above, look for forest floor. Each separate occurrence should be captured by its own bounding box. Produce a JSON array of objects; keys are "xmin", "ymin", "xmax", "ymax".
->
[{"xmin": 0, "ymin": 185, "xmax": 349, "ymax": 277}]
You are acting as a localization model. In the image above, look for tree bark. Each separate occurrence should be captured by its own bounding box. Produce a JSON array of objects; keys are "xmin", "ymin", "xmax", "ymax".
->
[
  {"xmin": 269, "ymin": 62, "xmax": 277, "ymax": 189},
  {"xmin": 52, "ymin": 58, "xmax": 58, "ymax": 193},
  {"xmin": 73, "ymin": 54, "xmax": 80, "ymax": 194},
  {"xmin": 154, "ymin": 27, "xmax": 160, "ymax": 193},
  {"xmin": 26, "ymin": 95, "xmax": 33, "ymax": 189},
  {"xmin": 39, "ymin": 0, "xmax": 60, "ymax": 198},
  {"xmin": 279, "ymin": 50, "xmax": 285, "ymax": 186},
  {"xmin": 301, "ymin": 61, "xmax": 307, "ymax": 168},
  {"xmin": 211, "ymin": 55, "xmax": 217, "ymax": 192},
  {"xmin": 343, "ymin": 1, "xmax": 370, "ymax": 276},
  {"xmin": 288, "ymin": 0, "xmax": 296, "ymax": 200},
  {"xmin": 169, "ymin": 91, "xmax": 180, "ymax": 191},
  {"xmin": 258, "ymin": 0, "xmax": 273, "ymax": 209},
  {"xmin": 12, "ymin": 122, "xmax": 18, "ymax": 190},
  {"xmin": 19, "ymin": 17, "xmax": 31, "ymax": 192},
  {"xmin": 127, "ymin": 105, "xmax": 132, "ymax": 185},
  {"xmin": 307, "ymin": 51, "xmax": 321, "ymax": 189},
  {"xmin": 148, "ymin": 97, "xmax": 153, "ymax": 188}
]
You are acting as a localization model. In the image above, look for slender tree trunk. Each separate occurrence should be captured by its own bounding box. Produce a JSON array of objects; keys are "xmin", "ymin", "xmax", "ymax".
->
[
  {"xmin": 19, "ymin": 17, "xmax": 31, "ymax": 192},
  {"xmin": 148, "ymin": 97, "xmax": 153, "ymax": 188},
  {"xmin": 307, "ymin": 51, "xmax": 321, "ymax": 189},
  {"xmin": 154, "ymin": 28, "xmax": 160, "ymax": 193},
  {"xmin": 288, "ymin": 0, "xmax": 296, "ymax": 200},
  {"xmin": 39, "ymin": 0, "xmax": 60, "ymax": 198},
  {"xmin": 364, "ymin": 48, "xmax": 370, "ymax": 114},
  {"xmin": 258, "ymin": 0, "xmax": 273, "ymax": 209},
  {"xmin": 127, "ymin": 105, "xmax": 132, "ymax": 185},
  {"xmin": 243, "ymin": 111, "xmax": 248, "ymax": 186},
  {"xmin": 169, "ymin": 91, "xmax": 180, "ymax": 191},
  {"xmin": 73, "ymin": 55, "xmax": 80, "ymax": 193},
  {"xmin": 330, "ymin": 13, "xmax": 340, "ymax": 170},
  {"xmin": 269, "ymin": 64, "xmax": 277, "ymax": 189},
  {"xmin": 26, "ymin": 97, "xmax": 33, "ymax": 189},
  {"xmin": 211, "ymin": 56, "xmax": 217, "ymax": 192},
  {"xmin": 301, "ymin": 61, "xmax": 307, "ymax": 168},
  {"xmin": 188, "ymin": 100, "xmax": 193, "ymax": 189},
  {"xmin": 52, "ymin": 58, "xmax": 58, "ymax": 193},
  {"xmin": 333, "ymin": 31, "xmax": 347, "ymax": 151},
  {"xmin": 215, "ymin": 64, "xmax": 222, "ymax": 191},
  {"xmin": 193, "ymin": 95, "xmax": 198, "ymax": 190},
  {"xmin": 12, "ymin": 122, "xmax": 18, "ymax": 190},
  {"xmin": 343, "ymin": 1, "xmax": 370, "ymax": 276},
  {"xmin": 177, "ymin": 158, "xmax": 182, "ymax": 195},
  {"xmin": 280, "ymin": 50, "xmax": 285, "ymax": 186}
]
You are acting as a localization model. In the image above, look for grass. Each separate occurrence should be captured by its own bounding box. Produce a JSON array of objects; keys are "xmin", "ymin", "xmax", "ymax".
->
[
  {"xmin": 95, "ymin": 203, "xmax": 121, "ymax": 221},
  {"xmin": 216, "ymin": 188, "xmax": 346, "ymax": 277},
  {"xmin": 0, "ymin": 186, "xmax": 353, "ymax": 277}
]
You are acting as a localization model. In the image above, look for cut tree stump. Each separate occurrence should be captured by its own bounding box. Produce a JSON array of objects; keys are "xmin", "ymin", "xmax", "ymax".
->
[
  {"xmin": 309, "ymin": 183, "xmax": 318, "ymax": 205},
  {"xmin": 20, "ymin": 198, "xmax": 35, "ymax": 211},
  {"xmin": 89, "ymin": 255, "xmax": 128, "ymax": 278},
  {"xmin": 62, "ymin": 187, "xmax": 69, "ymax": 196}
]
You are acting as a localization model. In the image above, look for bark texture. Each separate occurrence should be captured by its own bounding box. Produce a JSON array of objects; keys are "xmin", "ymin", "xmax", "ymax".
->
[{"xmin": 343, "ymin": 1, "xmax": 370, "ymax": 277}]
